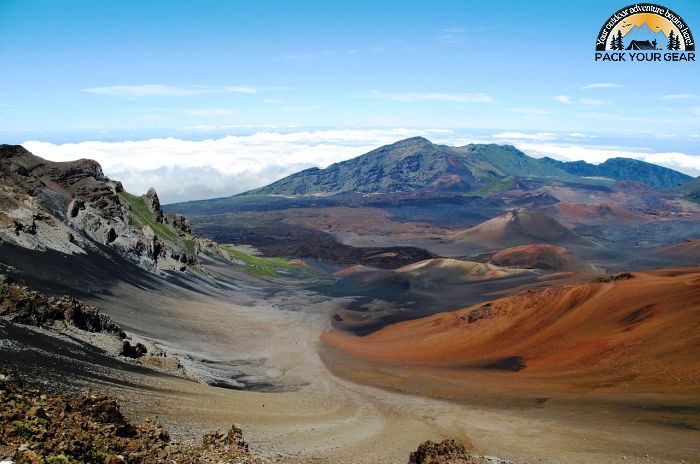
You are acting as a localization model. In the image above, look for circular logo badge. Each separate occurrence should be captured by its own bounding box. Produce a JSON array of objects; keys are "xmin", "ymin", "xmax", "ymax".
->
[{"xmin": 596, "ymin": 3, "xmax": 694, "ymax": 52}]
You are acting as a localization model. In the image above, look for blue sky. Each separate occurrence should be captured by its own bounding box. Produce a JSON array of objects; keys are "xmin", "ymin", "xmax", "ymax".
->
[{"xmin": 1, "ymin": 1, "xmax": 700, "ymax": 202}]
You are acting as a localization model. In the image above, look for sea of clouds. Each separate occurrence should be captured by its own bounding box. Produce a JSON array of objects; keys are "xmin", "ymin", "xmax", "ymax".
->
[{"xmin": 23, "ymin": 129, "xmax": 700, "ymax": 203}]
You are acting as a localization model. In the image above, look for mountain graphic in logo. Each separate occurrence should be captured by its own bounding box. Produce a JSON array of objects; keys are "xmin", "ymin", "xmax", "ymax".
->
[{"xmin": 622, "ymin": 23, "xmax": 667, "ymax": 49}]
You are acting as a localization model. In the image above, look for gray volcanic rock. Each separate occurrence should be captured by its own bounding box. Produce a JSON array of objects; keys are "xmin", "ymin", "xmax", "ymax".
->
[
  {"xmin": 145, "ymin": 187, "xmax": 165, "ymax": 223},
  {"xmin": 0, "ymin": 274, "xmax": 125, "ymax": 337},
  {"xmin": 166, "ymin": 212, "xmax": 192, "ymax": 234},
  {"xmin": 0, "ymin": 144, "xmax": 203, "ymax": 273}
]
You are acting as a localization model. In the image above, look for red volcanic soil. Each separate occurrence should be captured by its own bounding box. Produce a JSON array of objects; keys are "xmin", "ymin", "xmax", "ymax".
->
[
  {"xmin": 653, "ymin": 239, "xmax": 700, "ymax": 263},
  {"xmin": 322, "ymin": 267, "xmax": 700, "ymax": 394},
  {"xmin": 551, "ymin": 201, "xmax": 640, "ymax": 225},
  {"xmin": 489, "ymin": 244, "xmax": 598, "ymax": 273}
]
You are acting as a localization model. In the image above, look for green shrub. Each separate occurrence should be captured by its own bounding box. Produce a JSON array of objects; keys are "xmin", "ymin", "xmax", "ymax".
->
[{"xmin": 11, "ymin": 419, "xmax": 35, "ymax": 437}]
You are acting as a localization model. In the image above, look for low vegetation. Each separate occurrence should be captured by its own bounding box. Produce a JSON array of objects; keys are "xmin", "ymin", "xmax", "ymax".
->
[
  {"xmin": 220, "ymin": 245, "xmax": 307, "ymax": 278},
  {"xmin": 475, "ymin": 178, "xmax": 516, "ymax": 196},
  {"xmin": 118, "ymin": 191, "xmax": 180, "ymax": 244}
]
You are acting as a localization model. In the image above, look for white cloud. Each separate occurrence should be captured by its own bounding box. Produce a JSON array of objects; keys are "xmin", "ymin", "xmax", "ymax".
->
[
  {"xmin": 437, "ymin": 27, "xmax": 466, "ymax": 44},
  {"xmin": 661, "ymin": 94, "xmax": 695, "ymax": 100},
  {"xmin": 492, "ymin": 132, "xmax": 557, "ymax": 141},
  {"xmin": 82, "ymin": 84, "xmax": 289, "ymax": 98},
  {"xmin": 363, "ymin": 90, "xmax": 493, "ymax": 103},
  {"xmin": 580, "ymin": 98, "xmax": 609, "ymax": 106},
  {"xmin": 567, "ymin": 132, "xmax": 596, "ymax": 138},
  {"xmin": 22, "ymin": 129, "xmax": 452, "ymax": 203},
  {"xmin": 555, "ymin": 95, "xmax": 573, "ymax": 104},
  {"xmin": 581, "ymin": 83, "xmax": 623, "ymax": 90}
]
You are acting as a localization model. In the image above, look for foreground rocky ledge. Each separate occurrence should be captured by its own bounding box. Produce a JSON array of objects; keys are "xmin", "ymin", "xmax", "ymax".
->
[
  {"xmin": 0, "ymin": 369, "xmax": 509, "ymax": 464},
  {"xmin": 0, "ymin": 369, "xmax": 262, "ymax": 464}
]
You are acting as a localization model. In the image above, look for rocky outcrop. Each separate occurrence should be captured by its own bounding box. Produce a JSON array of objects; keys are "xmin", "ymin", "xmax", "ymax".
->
[
  {"xmin": 0, "ymin": 145, "xmax": 203, "ymax": 273},
  {"xmin": 0, "ymin": 370, "xmax": 263, "ymax": 464},
  {"xmin": 121, "ymin": 340, "xmax": 148, "ymax": 358},
  {"xmin": 409, "ymin": 440, "xmax": 511, "ymax": 464},
  {"xmin": 0, "ymin": 274, "xmax": 125, "ymax": 338},
  {"xmin": 144, "ymin": 187, "xmax": 164, "ymax": 223},
  {"xmin": 165, "ymin": 212, "xmax": 192, "ymax": 234}
]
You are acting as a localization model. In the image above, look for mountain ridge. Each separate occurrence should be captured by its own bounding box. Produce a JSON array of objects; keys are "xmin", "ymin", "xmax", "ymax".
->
[
  {"xmin": 239, "ymin": 137, "xmax": 691, "ymax": 197},
  {"xmin": 244, "ymin": 137, "xmax": 572, "ymax": 197},
  {"xmin": 541, "ymin": 156, "xmax": 691, "ymax": 189}
]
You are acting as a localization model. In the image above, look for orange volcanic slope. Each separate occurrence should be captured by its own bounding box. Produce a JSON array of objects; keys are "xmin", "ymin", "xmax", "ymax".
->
[
  {"xmin": 489, "ymin": 244, "xmax": 599, "ymax": 273},
  {"xmin": 322, "ymin": 268, "xmax": 700, "ymax": 393}
]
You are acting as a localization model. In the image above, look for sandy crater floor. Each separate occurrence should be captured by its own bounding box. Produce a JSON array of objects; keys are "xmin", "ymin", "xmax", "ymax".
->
[{"xmin": 69, "ymin": 278, "xmax": 700, "ymax": 464}]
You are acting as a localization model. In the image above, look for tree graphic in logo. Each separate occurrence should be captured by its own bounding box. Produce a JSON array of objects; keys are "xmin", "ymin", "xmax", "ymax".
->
[
  {"xmin": 609, "ymin": 30, "xmax": 625, "ymax": 50},
  {"xmin": 667, "ymin": 30, "xmax": 681, "ymax": 50}
]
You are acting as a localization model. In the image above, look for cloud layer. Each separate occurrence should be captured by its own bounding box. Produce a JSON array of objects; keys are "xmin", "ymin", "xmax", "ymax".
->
[
  {"xmin": 23, "ymin": 130, "xmax": 700, "ymax": 204},
  {"xmin": 23, "ymin": 129, "xmax": 449, "ymax": 203}
]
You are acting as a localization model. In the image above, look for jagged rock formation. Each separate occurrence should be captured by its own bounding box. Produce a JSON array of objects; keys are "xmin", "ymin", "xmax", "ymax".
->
[
  {"xmin": 0, "ymin": 274, "xmax": 125, "ymax": 338},
  {"xmin": 0, "ymin": 145, "xmax": 206, "ymax": 273},
  {"xmin": 144, "ymin": 187, "xmax": 164, "ymax": 223},
  {"xmin": 166, "ymin": 212, "xmax": 192, "ymax": 234}
]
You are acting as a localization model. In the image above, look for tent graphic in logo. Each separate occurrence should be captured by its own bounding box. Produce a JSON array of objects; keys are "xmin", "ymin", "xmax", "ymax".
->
[{"xmin": 596, "ymin": 4, "xmax": 695, "ymax": 51}]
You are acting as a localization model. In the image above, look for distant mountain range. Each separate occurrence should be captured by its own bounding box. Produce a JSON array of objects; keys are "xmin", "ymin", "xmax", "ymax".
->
[
  {"xmin": 244, "ymin": 137, "xmax": 692, "ymax": 196},
  {"xmin": 540, "ymin": 156, "xmax": 692, "ymax": 189}
]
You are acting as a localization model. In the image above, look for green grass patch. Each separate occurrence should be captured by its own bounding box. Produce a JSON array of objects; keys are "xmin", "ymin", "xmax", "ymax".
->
[
  {"xmin": 118, "ymin": 191, "xmax": 180, "ymax": 244},
  {"xmin": 184, "ymin": 238, "xmax": 196, "ymax": 253},
  {"xmin": 220, "ymin": 245, "xmax": 307, "ymax": 278},
  {"xmin": 12, "ymin": 419, "xmax": 36, "ymax": 438},
  {"xmin": 46, "ymin": 453, "xmax": 75, "ymax": 464},
  {"xmin": 475, "ymin": 178, "xmax": 516, "ymax": 196}
]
